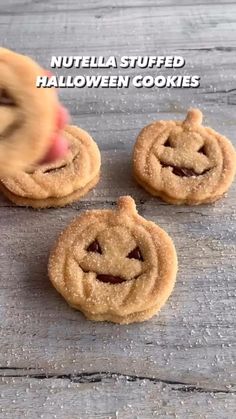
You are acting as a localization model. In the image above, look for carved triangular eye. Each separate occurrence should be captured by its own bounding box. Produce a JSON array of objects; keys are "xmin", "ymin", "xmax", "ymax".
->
[
  {"xmin": 198, "ymin": 145, "xmax": 206, "ymax": 155},
  {"xmin": 86, "ymin": 240, "xmax": 102, "ymax": 254},
  {"xmin": 164, "ymin": 138, "xmax": 172, "ymax": 147},
  {"xmin": 127, "ymin": 246, "xmax": 144, "ymax": 261}
]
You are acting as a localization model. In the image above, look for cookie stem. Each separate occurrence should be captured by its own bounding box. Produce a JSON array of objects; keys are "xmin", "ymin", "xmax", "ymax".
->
[
  {"xmin": 117, "ymin": 196, "xmax": 137, "ymax": 214},
  {"xmin": 183, "ymin": 108, "xmax": 203, "ymax": 128}
]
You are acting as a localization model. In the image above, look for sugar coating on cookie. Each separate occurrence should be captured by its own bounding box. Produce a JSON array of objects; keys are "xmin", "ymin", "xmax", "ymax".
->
[
  {"xmin": 0, "ymin": 48, "xmax": 61, "ymax": 176},
  {"xmin": 0, "ymin": 125, "xmax": 101, "ymax": 208},
  {"xmin": 133, "ymin": 108, "xmax": 236, "ymax": 205},
  {"xmin": 48, "ymin": 196, "xmax": 177, "ymax": 324}
]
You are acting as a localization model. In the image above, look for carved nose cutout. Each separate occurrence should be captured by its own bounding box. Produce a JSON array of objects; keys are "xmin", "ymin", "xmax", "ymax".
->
[
  {"xmin": 127, "ymin": 246, "xmax": 144, "ymax": 261},
  {"xmin": 86, "ymin": 239, "xmax": 102, "ymax": 254}
]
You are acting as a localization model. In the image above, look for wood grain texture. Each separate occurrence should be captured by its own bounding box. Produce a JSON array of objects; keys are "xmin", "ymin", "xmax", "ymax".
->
[
  {"xmin": 0, "ymin": 376, "xmax": 236, "ymax": 419},
  {"xmin": 0, "ymin": 0, "xmax": 235, "ymax": 418}
]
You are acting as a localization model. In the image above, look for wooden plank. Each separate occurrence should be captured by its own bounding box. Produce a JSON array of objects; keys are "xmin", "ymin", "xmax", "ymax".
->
[
  {"xmin": 2, "ymin": 0, "xmax": 236, "ymax": 10},
  {"xmin": 1, "ymin": 2, "xmax": 236, "ymax": 54},
  {"xmin": 0, "ymin": 376, "xmax": 235, "ymax": 419}
]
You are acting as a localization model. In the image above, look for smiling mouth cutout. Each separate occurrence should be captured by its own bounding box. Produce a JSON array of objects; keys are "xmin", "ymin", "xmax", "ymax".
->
[
  {"xmin": 83, "ymin": 240, "xmax": 144, "ymax": 285},
  {"xmin": 161, "ymin": 163, "xmax": 212, "ymax": 177},
  {"xmin": 42, "ymin": 152, "xmax": 80, "ymax": 174},
  {"xmin": 96, "ymin": 274, "xmax": 127, "ymax": 284}
]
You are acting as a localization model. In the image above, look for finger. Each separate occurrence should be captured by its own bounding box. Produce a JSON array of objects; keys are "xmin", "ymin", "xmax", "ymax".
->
[{"xmin": 39, "ymin": 135, "xmax": 68, "ymax": 164}]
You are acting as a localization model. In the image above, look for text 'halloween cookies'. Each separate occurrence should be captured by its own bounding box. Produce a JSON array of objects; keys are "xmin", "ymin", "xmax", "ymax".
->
[
  {"xmin": 0, "ymin": 125, "xmax": 101, "ymax": 208},
  {"xmin": 133, "ymin": 109, "xmax": 236, "ymax": 205},
  {"xmin": 48, "ymin": 196, "xmax": 177, "ymax": 324},
  {"xmin": 0, "ymin": 48, "xmax": 67, "ymax": 176}
]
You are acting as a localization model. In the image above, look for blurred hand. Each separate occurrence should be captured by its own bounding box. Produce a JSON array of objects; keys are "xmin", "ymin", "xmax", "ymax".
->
[{"xmin": 39, "ymin": 105, "xmax": 69, "ymax": 164}]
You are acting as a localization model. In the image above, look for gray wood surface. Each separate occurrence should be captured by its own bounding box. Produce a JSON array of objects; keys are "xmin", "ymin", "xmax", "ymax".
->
[{"xmin": 0, "ymin": 1, "xmax": 235, "ymax": 418}]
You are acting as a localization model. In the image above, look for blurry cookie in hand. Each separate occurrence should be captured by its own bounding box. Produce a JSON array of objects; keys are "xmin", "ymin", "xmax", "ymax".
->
[
  {"xmin": 0, "ymin": 125, "xmax": 101, "ymax": 208},
  {"xmin": 0, "ymin": 48, "xmax": 68, "ymax": 176}
]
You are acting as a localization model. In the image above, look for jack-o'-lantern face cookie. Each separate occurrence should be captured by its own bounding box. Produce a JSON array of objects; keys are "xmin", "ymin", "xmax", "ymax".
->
[
  {"xmin": 133, "ymin": 109, "xmax": 236, "ymax": 205},
  {"xmin": 0, "ymin": 125, "xmax": 101, "ymax": 208},
  {"xmin": 48, "ymin": 196, "xmax": 177, "ymax": 324},
  {"xmin": 0, "ymin": 48, "xmax": 64, "ymax": 176}
]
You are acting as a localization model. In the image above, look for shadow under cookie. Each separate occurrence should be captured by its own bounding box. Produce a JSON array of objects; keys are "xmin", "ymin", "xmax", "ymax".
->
[
  {"xmin": 133, "ymin": 172, "xmax": 225, "ymax": 206},
  {"xmin": 0, "ymin": 174, "xmax": 100, "ymax": 209}
]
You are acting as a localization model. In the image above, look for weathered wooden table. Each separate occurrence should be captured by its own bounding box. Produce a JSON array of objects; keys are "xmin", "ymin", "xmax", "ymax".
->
[{"xmin": 0, "ymin": 1, "xmax": 235, "ymax": 418}]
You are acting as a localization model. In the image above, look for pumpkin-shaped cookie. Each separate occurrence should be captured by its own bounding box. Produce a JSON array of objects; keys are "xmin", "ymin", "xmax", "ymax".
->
[
  {"xmin": 0, "ymin": 125, "xmax": 101, "ymax": 208},
  {"xmin": 48, "ymin": 196, "xmax": 177, "ymax": 324},
  {"xmin": 133, "ymin": 109, "xmax": 236, "ymax": 204},
  {"xmin": 0, "ymin": 48, "xmax": 64, "ymax": 176}
]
